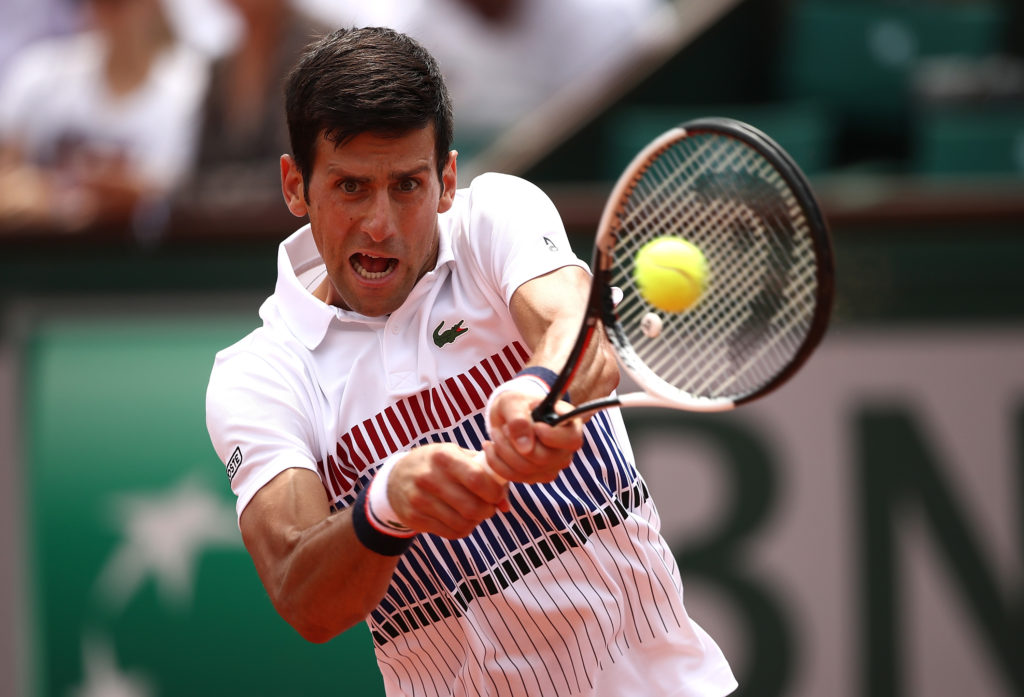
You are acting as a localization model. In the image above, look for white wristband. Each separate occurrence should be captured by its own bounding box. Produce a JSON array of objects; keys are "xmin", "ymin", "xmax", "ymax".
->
[
  {"xmin": 367, "ymin": 453, "xmax": 416, "ymax": 538},
  {"xmin": 483, "ymin": 373, "xmax": 550, "ymax": 437}
]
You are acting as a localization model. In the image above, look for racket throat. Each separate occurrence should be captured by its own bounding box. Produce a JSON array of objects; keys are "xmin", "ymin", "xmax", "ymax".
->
[{"xmin": 542, "ymin": 395, "xmax": 623, "ymax": 426}]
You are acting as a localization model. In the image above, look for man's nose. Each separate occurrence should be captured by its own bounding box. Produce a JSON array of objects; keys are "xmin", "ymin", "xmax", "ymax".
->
[{"xmin": 363, "ymin": 191, "xmax": 396, "ymax": 242}]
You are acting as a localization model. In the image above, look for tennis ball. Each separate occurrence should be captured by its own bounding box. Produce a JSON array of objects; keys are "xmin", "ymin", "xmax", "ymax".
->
[{"xmin": 634, "ymin": 237, "xmax": 708, "ymax": 312}]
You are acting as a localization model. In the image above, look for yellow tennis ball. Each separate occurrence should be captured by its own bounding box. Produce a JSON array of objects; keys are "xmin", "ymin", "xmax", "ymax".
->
[{"xmin": 633, "ymin": 236, "xmax": 708, "ymax": 313}]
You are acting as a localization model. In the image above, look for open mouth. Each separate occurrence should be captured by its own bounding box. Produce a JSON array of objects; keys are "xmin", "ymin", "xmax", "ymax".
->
[{"xmin": 351, "ymin": 253, "xmax": 397, "ymax": 280}]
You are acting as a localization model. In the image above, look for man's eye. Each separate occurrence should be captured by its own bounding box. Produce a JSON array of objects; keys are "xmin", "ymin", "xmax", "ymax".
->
[
  {"xmin": 397, "ymin": 179, "xmax": 418, "ymax": 192},
  {"xmin": 340, "ymin": 180, "xmax": 360, "ymax": 193}
]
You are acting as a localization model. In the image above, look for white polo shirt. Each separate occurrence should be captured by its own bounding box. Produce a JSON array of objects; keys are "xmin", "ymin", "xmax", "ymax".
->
[{"xmin": 207, "ymin": 173, "xmax": 736, "ymax": 697}]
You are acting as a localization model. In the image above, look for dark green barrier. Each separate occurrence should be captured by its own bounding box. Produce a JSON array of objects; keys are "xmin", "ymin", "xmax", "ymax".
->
[{"xmin": 23, "ymin": 315, "xmax": 383, "ymax": 696}]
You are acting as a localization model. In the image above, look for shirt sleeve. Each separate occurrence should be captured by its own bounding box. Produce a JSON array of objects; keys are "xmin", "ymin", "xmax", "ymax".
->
[
  {"xmin": 206, "ymin": 340, "xmax": 320, "ymax": 522},
  {"xmin": 464, "ymin": 173, "xmax": 589, "ymax": 306}
]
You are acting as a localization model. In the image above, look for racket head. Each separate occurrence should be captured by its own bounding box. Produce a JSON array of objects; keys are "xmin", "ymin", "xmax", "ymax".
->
[{"xmin": 595, "ymin": 116, "xmax": 835, "ymax": 410}]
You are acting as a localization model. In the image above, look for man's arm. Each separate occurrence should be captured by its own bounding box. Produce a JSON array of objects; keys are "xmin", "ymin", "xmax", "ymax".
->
[
  {"xmin": 510, "ymin": 265, "xmax": 619, "ymax": 404},
  {"xmin": 237, "ymin": 266, "xmax": 614, "ymax": 642},
  {"xmin": 484, "ymin": 264, "xmax": 620, "ymax": 483},
  {"xmin": 240, "ymin": 444, "xmax": 508, "ymax": 643}
]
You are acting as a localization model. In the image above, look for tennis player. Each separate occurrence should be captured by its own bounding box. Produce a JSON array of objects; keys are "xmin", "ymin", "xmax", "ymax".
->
[{"xmin": 206, "ymin": 26, "xmax": 736, "ymax": 697}]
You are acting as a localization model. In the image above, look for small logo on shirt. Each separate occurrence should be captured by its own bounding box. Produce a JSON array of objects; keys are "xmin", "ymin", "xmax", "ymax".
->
[
  {"xmin": 433, "ymin": 319, "xmax": 468, "ymax": 347},
  {"xmin": 543, "ymin": 236, "xmax": 558, "ymax": 252},
  {"xmin": 226, "ymin": 446, "xmax": 242, "ymax": 481}
]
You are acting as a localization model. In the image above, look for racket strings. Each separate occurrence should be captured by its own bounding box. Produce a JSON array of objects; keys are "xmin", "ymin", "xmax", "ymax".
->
[
  {"xmin": 678, "ymin": 170, "xmax": 815, "ymax": 393},
  {"xmin": 609, "ymin": 132, "xmax": 821, "ymax": 401}
]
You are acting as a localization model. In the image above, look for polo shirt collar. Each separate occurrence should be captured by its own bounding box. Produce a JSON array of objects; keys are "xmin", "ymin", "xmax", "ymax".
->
[{"xmin": 272, "ymin": 222, "xmax": 455, "ymax": 350}]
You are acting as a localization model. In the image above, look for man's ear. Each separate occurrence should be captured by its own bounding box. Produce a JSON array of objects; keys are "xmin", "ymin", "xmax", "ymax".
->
[
  {"xmin": 437, "ymin": 150, "xmax": 458, "ymax": 214},
  {"xmin": 281, "ymin": 154, "xmax": 308, "ymax": 217}
]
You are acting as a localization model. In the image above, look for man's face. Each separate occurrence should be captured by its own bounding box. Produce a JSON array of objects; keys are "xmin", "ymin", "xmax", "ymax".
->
[{"xmin": 282, "ymin": 125, "xmax": 457, "ymax": 317}]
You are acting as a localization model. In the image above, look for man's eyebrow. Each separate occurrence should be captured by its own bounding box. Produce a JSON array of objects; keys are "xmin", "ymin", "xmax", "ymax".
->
[
  {"xmin": 391, "ymin": 164, "xmax": 431, "ymax": 179},
  {"xmin": 323, "ymin": 164, "xmax": 431, "ymax": 180},
  {"xmin": 324, "ymin": 165, "xmax": 367, "ymax": 181}
]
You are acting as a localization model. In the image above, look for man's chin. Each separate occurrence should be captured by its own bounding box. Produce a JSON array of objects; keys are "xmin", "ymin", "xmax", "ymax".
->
[
  {"xmin": 319, "ymin": 278, "xmax": 399, "ymax": 317},
  {"xmin": 343, "ymin": 292, "xmax": 403, "ymax": 318}
]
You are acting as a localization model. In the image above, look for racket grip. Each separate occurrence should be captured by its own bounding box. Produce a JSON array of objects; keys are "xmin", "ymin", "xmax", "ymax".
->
[
  {"xmin": 530, "ymin": 404, "xmax": 562, "ymax": 425},
  {"xmin": 534, "ymin": 396, "xmax": 622, "ymax": 426}
]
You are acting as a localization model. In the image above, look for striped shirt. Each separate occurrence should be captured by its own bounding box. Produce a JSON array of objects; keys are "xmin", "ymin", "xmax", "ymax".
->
[{"xmin": 207, "ymin": 173, "xmax": 736, "ymax": 696}]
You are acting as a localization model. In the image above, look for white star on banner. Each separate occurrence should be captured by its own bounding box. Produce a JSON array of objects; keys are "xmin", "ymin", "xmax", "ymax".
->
[
  {"xmin": 69, "ymin": 635, "xmax": 153, "ymax": 697},
  {"xmin": 94, "ymin": 472, "xmax": 243, "ymax": 611}
]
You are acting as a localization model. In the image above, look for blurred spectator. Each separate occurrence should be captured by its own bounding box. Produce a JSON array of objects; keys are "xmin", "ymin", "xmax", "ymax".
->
[
  {"xmin": 302, "ymin": 0, "xmax": 666, "ymax": 155},
  {"xmin": 0, "ymin": 0, "xmax": 80, "ymax": 82},
  {"xmin": 186, "ymin": 0, "xmax": 328, "ymax": 204},
  {"xmin": 0, "ymin": 0, "xmax": 208, "ymax": 234},
  {"xmin": 182, "ymin": 0, "xmax": 663, "ymax": 209},
  {"xmin": 160, "ymin": 0, "xmax": 244, "ymax": 61}
]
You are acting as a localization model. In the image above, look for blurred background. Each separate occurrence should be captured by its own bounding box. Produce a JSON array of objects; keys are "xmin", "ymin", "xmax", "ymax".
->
[{"xmin": 1, "ymin": 0, "xmax": 1022, "ymax": 695}]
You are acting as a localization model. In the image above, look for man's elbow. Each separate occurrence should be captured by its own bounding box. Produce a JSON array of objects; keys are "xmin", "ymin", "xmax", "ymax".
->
[
  {"xmin": 294, "ymin": 623, "xmax": 336, "ymax": 644},
  {"xmin": 275, "ymin": 594, "xmax": 367, "ymax": 644}
]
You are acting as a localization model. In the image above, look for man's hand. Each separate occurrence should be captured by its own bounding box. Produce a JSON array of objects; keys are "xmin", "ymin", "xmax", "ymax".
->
[
  {"xmin": 387, "ymin": 444, "xmax": 510, "ymax": 539},
  {"xmin": 484, "ymin": 388, "xmax": 583, "ymax": 484}
]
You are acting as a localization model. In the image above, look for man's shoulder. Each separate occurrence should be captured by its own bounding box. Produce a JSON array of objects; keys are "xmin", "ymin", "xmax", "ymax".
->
[
  {"xmin": 461, "ymin": 172, "xmax": 549, "ymax": 200},
  {"xmin": 449, "ymin": 172, "xmax": 557, "ymax": 228},
  {"xmin": 211, "ymin": 310, "xmax": 307, "ymax": 380},
  {"xmin": 212, "ymin": 325, "xmax": 279, "ymax": 371}
]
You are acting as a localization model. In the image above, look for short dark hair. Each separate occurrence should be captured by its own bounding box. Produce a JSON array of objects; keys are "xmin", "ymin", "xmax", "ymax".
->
[{"xmin": 284, "ymin": 26, "xmax": 454, "ymax": 197}]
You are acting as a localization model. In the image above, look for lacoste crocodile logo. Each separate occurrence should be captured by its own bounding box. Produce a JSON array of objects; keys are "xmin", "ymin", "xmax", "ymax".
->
[{"xmin": 433, "ymin": 319, "xmax": 468, "ymax": 347}]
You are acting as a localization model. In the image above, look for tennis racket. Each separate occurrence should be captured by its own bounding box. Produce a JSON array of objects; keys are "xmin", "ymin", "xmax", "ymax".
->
[{"xmin": 532, "ymin": 116, "xmax": 835, "ymax": 426}]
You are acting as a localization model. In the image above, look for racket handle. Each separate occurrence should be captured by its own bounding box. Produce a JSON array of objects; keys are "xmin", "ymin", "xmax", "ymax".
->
[
  {"xmin": 531, "ymin": 404, "xmax": 562, "ymax": 425},
  {"xmin": 533, "ymin": 396, "xmax": 622, "ymax": 426}
]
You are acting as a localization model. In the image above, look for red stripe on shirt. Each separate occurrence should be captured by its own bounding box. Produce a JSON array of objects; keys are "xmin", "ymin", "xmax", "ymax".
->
[
  {"xmin": 327, "ymin": 344, "xmax": 532, "ymax": 491},
  {"xmin": 374, "ymin": 411, "xmax": 400, "ymax": 454}
]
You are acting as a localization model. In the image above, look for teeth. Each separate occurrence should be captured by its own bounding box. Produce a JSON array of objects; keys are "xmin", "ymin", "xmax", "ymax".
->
[{"xmin": 352, "ymin": 255, "xmax": 395, "ymax": 280}]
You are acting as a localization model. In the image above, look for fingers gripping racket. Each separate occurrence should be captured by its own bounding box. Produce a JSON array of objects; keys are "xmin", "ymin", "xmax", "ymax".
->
[{"xmin": 532, "ymin": 117, "xmax": 835, "ymax": 426}]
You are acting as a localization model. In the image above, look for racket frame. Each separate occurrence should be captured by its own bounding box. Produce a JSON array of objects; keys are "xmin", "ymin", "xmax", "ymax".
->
[{"xmin": 531, "ymin": 117, "xmax": 835, "ymax": 426}]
